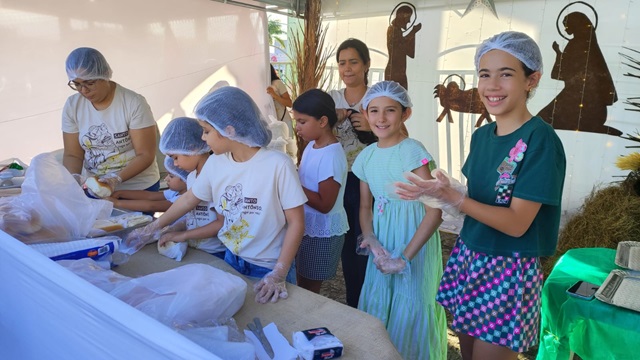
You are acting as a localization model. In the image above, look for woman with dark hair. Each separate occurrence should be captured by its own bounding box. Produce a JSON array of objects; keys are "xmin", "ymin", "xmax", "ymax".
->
[
  {"xmin": 328, "ymin": 38, "xmax": 375, "ymax": 308},
  {"xmin": 267, "ymin": 64, "xmax": 294, "ymax": 138}
]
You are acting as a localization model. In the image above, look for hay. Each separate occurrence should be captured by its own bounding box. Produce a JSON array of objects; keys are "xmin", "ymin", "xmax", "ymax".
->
[{"xmin": 543, "ymin": 177, "xmax": 640, "ymax": 276}]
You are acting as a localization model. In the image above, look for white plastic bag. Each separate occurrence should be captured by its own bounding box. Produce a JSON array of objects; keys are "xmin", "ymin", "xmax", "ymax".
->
[
  {"xmin": 61, "ymin": 259, "xmax": 248, "ymax": 327},
  {"xmin": 1, "ymin": 153, "xmax": 112, "ymax": 243}
]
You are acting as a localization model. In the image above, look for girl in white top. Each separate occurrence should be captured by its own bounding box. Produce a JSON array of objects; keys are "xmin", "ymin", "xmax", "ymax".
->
[
  {"xmin": 292, "ymin": 89, "xmax": 349, "ymax": 293},
  {"xmin": 157, "ymin": 117, "xmax": 226, "ymax": 258},
  {"xmin": 130, "ymin": 87, "xmax": 307, "ymax": 304}
]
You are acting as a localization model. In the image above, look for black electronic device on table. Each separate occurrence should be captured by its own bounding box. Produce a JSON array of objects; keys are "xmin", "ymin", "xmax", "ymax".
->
[{"xmin": 566, "ymin": 280, "xmax": 599, "ymax": 300}]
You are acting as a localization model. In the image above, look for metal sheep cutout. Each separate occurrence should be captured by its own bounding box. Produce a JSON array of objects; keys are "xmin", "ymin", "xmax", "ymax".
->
[{"xmin": 434, "ymin": 74, "xmax": 492, "ymax": 127}]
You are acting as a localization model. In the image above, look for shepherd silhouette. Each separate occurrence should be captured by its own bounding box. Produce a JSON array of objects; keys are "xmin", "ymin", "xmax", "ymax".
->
[{"xmin": 538, "ymin": 10, "xmax": 620, "ymax": 135}]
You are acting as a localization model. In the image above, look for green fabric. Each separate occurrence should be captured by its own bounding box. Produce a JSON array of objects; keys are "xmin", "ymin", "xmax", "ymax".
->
[{"xmin": 538, "ymin": 248, "xmax": 639, "ymax": 360}]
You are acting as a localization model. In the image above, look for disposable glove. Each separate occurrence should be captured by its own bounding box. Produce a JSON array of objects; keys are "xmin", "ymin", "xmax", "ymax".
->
[
  {"xmin": 356, "ymin": 233, "xmax": 389, "ymax": 258},
  {"xmin": 253, "ymin": 262, "xmax": 289, "ymax": 304},
  {"xmin": 99, "ymin": 172, "xmax": 123, "ymax": 193},
  {"xmin": 374, "ymin": 251, "xmax": 410, "ymax": 275},
  {"xmin": 395, "ymin": 169, "xmax": 466, "ymax": 217},
  {"xmin": 122, "ymin": 220, "xmax": 163, "ymax": 254}
]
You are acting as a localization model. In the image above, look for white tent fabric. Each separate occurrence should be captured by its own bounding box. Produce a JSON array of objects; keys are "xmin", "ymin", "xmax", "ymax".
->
[{"xmin": 0, "ymin": 231, "xmax": 220, "ymax": 360}]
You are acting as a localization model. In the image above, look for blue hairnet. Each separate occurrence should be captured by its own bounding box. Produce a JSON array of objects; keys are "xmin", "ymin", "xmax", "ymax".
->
[
  {"xmin": 159, "ymin": 117, "xmax": 210, "ymax": 155},
  {"xmin": 195, "ymin": 86, "xmax": 272, "ymax": 147},
  {"xmin": 362, "ymin": 81, "xmax": 413, "ymax": 110},
  {"xmin": 474, "ymin": 31, "xmax": 543, "ymax": 74},
  {"xmin": 163, "ymin": 156, "xmax": 189, "ymax": 183},
  {"xmin": 65, "ymin": 47, "xmax": 113, "ymax": 81}
]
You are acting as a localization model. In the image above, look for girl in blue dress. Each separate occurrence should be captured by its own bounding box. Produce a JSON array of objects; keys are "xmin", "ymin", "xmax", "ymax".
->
[{"xmin": 352, "ymin": 81, "xmax": 447, "ymax": 360}]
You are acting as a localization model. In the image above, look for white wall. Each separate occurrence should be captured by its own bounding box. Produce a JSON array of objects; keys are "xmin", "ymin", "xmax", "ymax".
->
[
  {"xmin": 323, "ymin": 0, "xmax": 640, "ymax": 215},
  {"xmin": 0, "ymin": 0, "xmax": 272, "ymax": 163}
]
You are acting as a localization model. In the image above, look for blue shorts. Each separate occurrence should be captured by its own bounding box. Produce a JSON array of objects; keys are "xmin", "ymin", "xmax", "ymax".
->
[{"xmin": 224, "ymin": 249, "xmax": 297, "ymax": 284}]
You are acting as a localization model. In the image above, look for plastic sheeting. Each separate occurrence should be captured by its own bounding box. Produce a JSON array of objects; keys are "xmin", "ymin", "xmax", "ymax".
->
[{"xmin": 0, "ymin": 231, "xmax": 220, "ymax": 360}]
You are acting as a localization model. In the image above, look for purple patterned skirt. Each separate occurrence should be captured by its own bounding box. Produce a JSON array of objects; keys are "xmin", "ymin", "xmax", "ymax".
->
[{"xmin": 436, "ymin": 237, "xmax": 542, "ymax": 353}]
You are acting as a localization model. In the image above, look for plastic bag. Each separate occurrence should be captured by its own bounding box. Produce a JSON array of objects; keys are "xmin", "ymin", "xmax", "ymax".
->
[
  {"xmin": 0, "ymin": 153, "xmax": 112, "ymax": 243},
  {"xmin": 60, "ymin": 258, "xmax": 247, "ymax": 327}
]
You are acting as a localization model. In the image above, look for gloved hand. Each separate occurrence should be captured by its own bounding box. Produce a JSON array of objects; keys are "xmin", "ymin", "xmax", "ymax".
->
[
  {"xmin": 395, "ymin": 169, "xmax": 467, "ymax": 217},
  {"xmin": 157, "ymin": 219, "xmax": 188, "ymax": 247},
  {"xmin": 356, "ymin": 233, "xmax": 389, "ymax": 258},
  {"xmin": 122, "ymin": 220, "xmax": 163, "ymax": 254},
  {"xmin": 253, "ymin": 262, "xmax": 289, "ymax": 304},
  {"xmin": 99, "ymin": 172, "xmax": 123, "ymax": 193},
  {"xmin": 374, "ymin": 252, "xmax": 410, "ymax": 275}
]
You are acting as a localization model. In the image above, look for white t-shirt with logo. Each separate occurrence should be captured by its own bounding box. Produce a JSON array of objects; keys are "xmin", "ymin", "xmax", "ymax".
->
[
  {"xmin": 185, "ymin": 170, "xmax": 226, "ymax": 254},
  {"xmin": 191, "ymin": 149, "xmax": 307, "ymax": 269},
  {"xmin": 61, "ymin": 83, "xmax": 159, "ymax": 191}
]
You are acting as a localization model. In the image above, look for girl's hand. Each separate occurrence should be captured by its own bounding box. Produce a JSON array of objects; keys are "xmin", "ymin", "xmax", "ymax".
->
[
  {"xmin": 396, "ymin": 170, "xmax": 467, "ymax": 216},
  {"xmin": 349, "ymin": 111, "xmax": 371, "ymax": 132},
  {"xmin": 373, "ymin": 254, "xmax": 408, "ymax": 275},
  {"xmin": 266, "ymin": 86, "xmax": 277, "ymax": 97},
  {"xmin": 359, "ymin": 233, "xmax": 390, "ymax": 258}
]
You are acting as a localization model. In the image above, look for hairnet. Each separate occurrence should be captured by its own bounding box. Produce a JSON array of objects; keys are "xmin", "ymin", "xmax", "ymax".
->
[
  {"xmin": 159, "ymin": 117, "xmax": 210, "ymax": 155},
  {"xmin": 195, "ymin": 86, "xmax": 272, "ymax": 147},
  {"xmin": 163, "ymin": 156, "xmax": 189, "ymax": 183},
  {"xmin": 65, "ymin": 47, "xmax": 113, "ymax": 81},
  {"xmin": 362, "ymin": 81, "xmax": 413, "ymax": 109},
  {"xmin": 474, "ymin": 31, "xmax": 543, "ymax": 74}
]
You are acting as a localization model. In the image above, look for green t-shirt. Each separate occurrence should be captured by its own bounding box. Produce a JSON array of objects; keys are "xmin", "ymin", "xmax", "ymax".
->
[{"xmin": 460, "ymin": 116, "xmax": 566, "ymax": 257}]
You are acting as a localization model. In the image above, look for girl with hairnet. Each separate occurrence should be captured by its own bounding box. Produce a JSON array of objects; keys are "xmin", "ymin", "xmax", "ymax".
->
[
  {"xmin": 62, "ymin": 47, "xmax": 160, "ymax": 196},
  {"xmin": 396, "ymin": 31, "xmax": 566, "ymax": 359},
  {"xmin": 156, "ymin": 117, "xmax": 227, "ymax": 259},
  {"xmin": 353, "ymin": 80, "xmax": 447, "ymax": 360},
  {"xmin": 128, "ymin": 87, "xmax": 307, "ymax": 304},
  {"xmin": 106, "ymin": 156, "xmax": 187, "ymax": 213}
]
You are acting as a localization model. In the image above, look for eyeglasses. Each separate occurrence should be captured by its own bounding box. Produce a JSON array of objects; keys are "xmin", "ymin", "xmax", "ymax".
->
[{"xmin": 67, "ymin": 80, "xmax": 99, "ymax": 91}]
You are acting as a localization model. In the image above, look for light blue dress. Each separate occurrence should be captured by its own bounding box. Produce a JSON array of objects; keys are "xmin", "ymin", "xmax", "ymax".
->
[{"xmin": 352, "ymin": 138, "xmax": 447, "ymax": 360}]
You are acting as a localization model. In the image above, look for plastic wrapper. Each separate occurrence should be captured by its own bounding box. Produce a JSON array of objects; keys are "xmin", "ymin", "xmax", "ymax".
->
[
  {"xmin": 0, "ymin": 153, "xmax": 112, "ymax": 243},
  {"xmin": 60, "ymin": 258, "xmax": 247, "ymax": 327}
]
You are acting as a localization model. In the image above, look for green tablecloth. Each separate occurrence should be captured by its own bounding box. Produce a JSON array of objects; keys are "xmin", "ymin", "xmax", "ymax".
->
[{"xmin": 537, "ymin": 248, "xmax": 640, "ymax": 360}]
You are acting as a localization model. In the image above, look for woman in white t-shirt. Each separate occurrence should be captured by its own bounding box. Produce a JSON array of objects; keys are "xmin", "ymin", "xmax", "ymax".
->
[
  {"xmin": 292, "ymin": 89, "xmax": 349, "ymax": 294},
  {"xmin": 267, "ymin": 64, "xmax": 294, "ymax": 138},
  {"xmin": 62, "ymin": 47, "xmax": 160, "ymax": 195}
]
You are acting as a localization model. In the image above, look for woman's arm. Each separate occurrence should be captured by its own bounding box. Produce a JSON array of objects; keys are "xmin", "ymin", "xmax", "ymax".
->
[
  {"xmin": 277, "ymin": 205, "xmax": 305, "ymax": 271},
  {"xmin": 117, "ymin": 125, "xmax": 157, "ymax": 182},
  {"xmin": 111, "ymin": 190, "xmax": 166, "ymax": 201},
  {"xmin": 267, "ymin": 86, "xmax": 293, "ymax": 108},
  {"xmin": 402, "ymin": 165, "xmax": 443, "ymax": 260},
  {"xmin": 106, "ymin": 198, "xmax": 172, "ymax": 213},
  {"xmin": 302, "ymin": 177, "xmax": 341, "ymax": 214},
  {"xmin": 62, "ymin": 132, "xmax": 85, "ymax": 175}
]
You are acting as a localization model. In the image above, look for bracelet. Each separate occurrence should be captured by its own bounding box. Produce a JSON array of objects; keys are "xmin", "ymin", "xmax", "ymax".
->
[{"xmin": 400, "ymin": 253, "xmax": 410, "ymax": 263}]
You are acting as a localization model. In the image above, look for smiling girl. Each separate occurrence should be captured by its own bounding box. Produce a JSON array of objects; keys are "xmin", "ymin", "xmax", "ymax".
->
[
  {"xmin": 352, "ymin": 81, "xmax": 447, "ymax": 359},
  {"xmin": 396, "ymin": 31, "xmax": 567, "ymax": 360}
]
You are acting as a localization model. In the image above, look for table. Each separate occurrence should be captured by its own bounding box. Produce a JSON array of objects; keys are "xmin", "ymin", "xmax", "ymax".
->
[
  {"xmin": 537, "ymin": 248, "xmax": 640, "ymax": 360},
  {"xmin": 115, "ymin": 244, "xmax": 402, "ymax": 360}
]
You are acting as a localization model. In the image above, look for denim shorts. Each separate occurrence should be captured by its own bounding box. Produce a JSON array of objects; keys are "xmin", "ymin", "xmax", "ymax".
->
[{"xmin": 224, "ymin": 249, "xmax": 297, "ymax": 284}]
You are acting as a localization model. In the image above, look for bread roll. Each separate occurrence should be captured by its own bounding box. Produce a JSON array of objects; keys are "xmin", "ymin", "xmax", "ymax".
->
[
  {"xmin": 85, "ymin": 176, "xmax": 112, "ymax": 198},
  {"xmin": 92, "ymin": 219, "xmax": 124, "ymax": 232}
]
